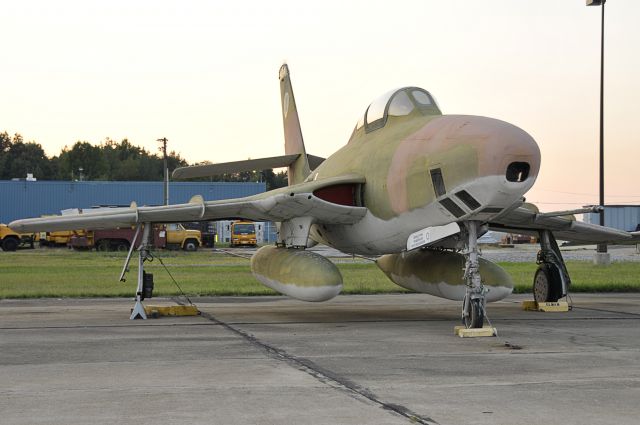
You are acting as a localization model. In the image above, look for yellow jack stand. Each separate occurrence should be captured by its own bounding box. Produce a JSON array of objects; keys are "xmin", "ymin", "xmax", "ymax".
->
[
  {"xmin": 522, "ymin": 300, "xmax": 570, "ymax": 312},
  {"xmin": 143, "ymin": 305, "xmax": 200, "ymax": 318},
  {"xmin": 454, "ymin": 325, "xmax": 497, "ymax": 338}
]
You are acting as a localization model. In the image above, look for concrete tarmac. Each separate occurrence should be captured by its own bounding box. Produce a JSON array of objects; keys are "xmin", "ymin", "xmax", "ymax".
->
[{"xmin": 1, "ymin": 293, "xmax": 639, "ymax": 425}]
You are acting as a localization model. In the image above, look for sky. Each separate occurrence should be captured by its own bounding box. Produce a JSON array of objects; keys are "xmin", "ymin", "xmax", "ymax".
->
[{"xmin": 2, "ymin": 0, "xmax": 639, "ymax": 211}]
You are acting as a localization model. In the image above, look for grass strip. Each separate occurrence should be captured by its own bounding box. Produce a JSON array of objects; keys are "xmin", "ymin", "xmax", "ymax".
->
[{"xmin": 1, "ymin": 249, "xmax": 639, "ymax": 298}]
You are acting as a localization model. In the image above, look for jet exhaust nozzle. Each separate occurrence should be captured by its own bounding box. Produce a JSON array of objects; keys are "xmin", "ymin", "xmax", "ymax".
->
[
  {"xmin": 376, "ymin": 249, "xmax": 513, "ymax": 302},
  {"xmin": 251, "ymin": 245, "xmax": 343, "ymax": 302}
]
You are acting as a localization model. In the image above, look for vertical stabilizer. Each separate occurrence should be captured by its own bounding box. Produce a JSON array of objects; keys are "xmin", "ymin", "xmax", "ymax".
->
[{"xmin": 279, "ymin": 64, "xmax": 311, "ymax": 185}]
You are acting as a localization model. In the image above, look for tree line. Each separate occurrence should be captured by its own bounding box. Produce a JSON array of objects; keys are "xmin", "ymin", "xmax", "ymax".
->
[{"xmin": 0, "ymin": 132, "xmax": 288, "ymax": 190}]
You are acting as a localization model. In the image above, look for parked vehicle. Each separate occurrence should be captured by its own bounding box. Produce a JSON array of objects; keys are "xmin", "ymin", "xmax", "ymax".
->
[
  {"xmin": 164, "ymin": 223, "xmax": 202, "ymax": 251},
  {"xmin": 182, "ymin": 221, "xmax": 216, "ymax": 248},
  {"xmin": 68, "ymin": 224, "xmax": 201, "ymax": 252},
  {"xmin": 39, "ymin": 230, "xmax": 85, "ymax": 247},
  {"xmin": 230, "ymin": 221, "xmax": 257, "ymax": 247},
  {"xmin": 0, "ymin": 223, "xmax": 35, "ymax": 251},
  {"xmin": 501, "ymin": 233, "xmax": 536, "ymax": 245}
]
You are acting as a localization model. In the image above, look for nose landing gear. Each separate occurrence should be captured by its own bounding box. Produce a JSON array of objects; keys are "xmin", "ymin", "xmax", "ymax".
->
[{"xmin": 461, "ymin": 221, "xmax": 488, "ymax": 329}]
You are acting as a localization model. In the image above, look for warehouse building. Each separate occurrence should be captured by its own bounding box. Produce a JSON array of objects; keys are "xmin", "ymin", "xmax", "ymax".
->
[
  {"xmin": 583, "ymin": 205, "xmax": 640, "ymax": 232},
  {"xmin": 0, "ymin": 180, "xmax": 265, "ymax": 224}
]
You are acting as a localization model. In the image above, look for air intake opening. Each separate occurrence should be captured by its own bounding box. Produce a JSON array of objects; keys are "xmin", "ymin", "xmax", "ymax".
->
[
  {"xmin": 506, "ymin": 162, "xmax": 530, "ymax": 182},
  {"xmin": 313, "ymin": 184, "xmax": 364, "ymax": 207}
]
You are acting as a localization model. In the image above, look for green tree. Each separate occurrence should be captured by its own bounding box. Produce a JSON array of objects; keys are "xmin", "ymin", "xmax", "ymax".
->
[
  {"xmin": 262, "ymin": 169, "xmax": 288, "ymax": 190},
  {"xmin": 0, "ymin": 133, "xmax": 53, "ymax": 180},
  {"xmin": 56, "ymin": 142, "xmax": 109, "ymax": 180},
  {"xmin": 0, "ymin": 132, "xmax": 11, "ymax": 178},
  {"xmin": 0, "ymin": 130, "xmax": 256, "ymax": 183}
]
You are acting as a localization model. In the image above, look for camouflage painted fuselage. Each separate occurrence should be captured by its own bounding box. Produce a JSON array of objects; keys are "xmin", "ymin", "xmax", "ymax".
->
[{"xmin": 303, "ymin": 101, "xmax": 540, "ymax": 255}]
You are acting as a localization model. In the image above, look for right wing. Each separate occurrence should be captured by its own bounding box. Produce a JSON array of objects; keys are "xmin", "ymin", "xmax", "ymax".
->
[
  {"xmin": 489, "ymin": 202, "xmax": 639, "ymax": 245},
  {"xmin": 9, "ymin": 175, "xmax": 366, "ymax": 233}
]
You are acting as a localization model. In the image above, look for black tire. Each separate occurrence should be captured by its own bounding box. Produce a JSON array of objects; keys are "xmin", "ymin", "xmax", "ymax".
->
[
  {"xmin": 463, "ymin": 298, "xmax": 484, "ymax": 329},
  {"xmin": 533, "ymin": 264, "xmax": 562, "ymax": 302},
  {"xmin": 2, "ymin": 237, "xmax": 19, "ymax": 252},
  {"xmin": 184, "ymin": 239, "xmax": 198, "ymax": 252},
  {"xmin": 116, "ymin": 241, "xmax": 129, "ymax": 252},
  {"xmin": 96, "ymin": 240, "xmax": 110, "ymax": 252}
]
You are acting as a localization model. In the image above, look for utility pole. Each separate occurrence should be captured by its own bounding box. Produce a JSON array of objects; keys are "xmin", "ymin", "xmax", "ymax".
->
[
  {"xmin": 587, "ymin": 0, "xmax": 610, "ymax": 265},
  {"xmin": 157, "ymin": 137, "xmax": 169, "ymax": 206}
]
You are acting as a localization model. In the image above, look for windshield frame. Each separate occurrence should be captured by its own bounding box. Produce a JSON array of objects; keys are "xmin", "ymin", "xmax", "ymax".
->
[{"xmin": 363, "ymin": 87, "xmax": 440, "ymax": 134}]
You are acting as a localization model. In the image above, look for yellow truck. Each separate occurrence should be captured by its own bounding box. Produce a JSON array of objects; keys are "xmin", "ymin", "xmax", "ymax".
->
[
  {"xmin": 0, "ymin": 224, "xmax": 35, "ymax": 251},
  {"xmin": 230, "ymin": 221, "xmax": 257, "ymax": 247},
  {"xmin": 164, "ymin": 223, "xmax": 202, "ymax": 251},
  {"xmin": 40, "ymin": 230, "xmax": 85, "ymax": 247},
  {"xmin": 68, "ymin": 223, "xmax": 202, "ymax": 252}
]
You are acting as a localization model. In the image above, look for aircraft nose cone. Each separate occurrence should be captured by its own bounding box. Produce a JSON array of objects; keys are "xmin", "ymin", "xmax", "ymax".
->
[
  {"xmin": 408, "ymin": 114, "xmax": 540, "ymax": 181},
  {"xmin": 470, "ymin": 115, "xmax": 541, "ymax": 183}
]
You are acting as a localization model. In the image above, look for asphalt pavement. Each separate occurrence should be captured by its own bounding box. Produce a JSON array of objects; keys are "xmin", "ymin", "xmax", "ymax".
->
[{"xmin": 1, "ymin": 293, "xmax": 639, "ymax": 424}]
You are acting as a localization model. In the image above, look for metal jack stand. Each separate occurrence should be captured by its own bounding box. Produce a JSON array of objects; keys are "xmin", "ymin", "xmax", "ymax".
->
[{"xmin": 126, "ymin": 223, "xmax": 151, "ymax": 320}]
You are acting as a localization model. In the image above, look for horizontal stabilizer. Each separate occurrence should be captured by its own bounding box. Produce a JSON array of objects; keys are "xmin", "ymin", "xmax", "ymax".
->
[
  {"xmin": 172, "ymin": 154, "xmax": 326, "ymax": 180},
  {"xmin": 307, "ymin": 154, "xmax": 325, "ymax": 170}
]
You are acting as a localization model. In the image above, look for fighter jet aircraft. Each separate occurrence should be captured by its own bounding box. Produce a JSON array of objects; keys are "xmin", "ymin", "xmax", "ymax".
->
[{"xmin": 10, "ymin": 64, "xmax": 640, "ymax": 328}]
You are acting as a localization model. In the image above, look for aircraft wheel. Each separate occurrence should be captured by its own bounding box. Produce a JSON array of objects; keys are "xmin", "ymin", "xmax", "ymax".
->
[
  {"xmin": 463, "ymin": 297, "xmax": 484, "ymax": 329},
  {"xmin": 533, "ymin": 264, "xmax": 562, "ymax": 303}
]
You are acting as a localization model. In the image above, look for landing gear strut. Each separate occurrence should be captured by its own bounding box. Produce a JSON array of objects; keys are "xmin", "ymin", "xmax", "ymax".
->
[
  {"xmin": 461, "ymin": 221, "xmax": 487, "ymax": 329},
  {"xmin": 534, "ymin": 230, "xmax": 570, "ymax": 303}
]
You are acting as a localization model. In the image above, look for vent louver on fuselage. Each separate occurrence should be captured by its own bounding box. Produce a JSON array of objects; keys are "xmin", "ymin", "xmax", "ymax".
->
[
  {"xmin": 439, "ymin": 198, "xmax": 465, "ymax": 218},
  {"xmin": 430, "ymin": 168, "xmax": 446, "ymax": 197},
  {"xmin": 455, "ymin": 190, "xmax": 481, "ymax": 210}
]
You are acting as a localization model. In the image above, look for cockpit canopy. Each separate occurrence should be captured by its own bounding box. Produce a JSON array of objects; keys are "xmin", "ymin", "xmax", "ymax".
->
[{"xmin": 355, "ymin": 87, "xmax": 441, "ymax": 134}]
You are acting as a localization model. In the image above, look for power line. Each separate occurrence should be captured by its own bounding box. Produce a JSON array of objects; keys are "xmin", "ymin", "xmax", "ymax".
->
[{"xmin": 535, "ymin": 188, "xmax": 640, "ymax": 198}]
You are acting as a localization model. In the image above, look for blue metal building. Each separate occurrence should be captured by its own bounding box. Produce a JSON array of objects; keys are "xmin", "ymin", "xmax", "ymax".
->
[
  {"xmin": 1, "ymin": 180, "xmax": 266, "ymax": 223},
  {"xmin": 583, "ymin": 205, "xmax": 640, "ymax": 232}
]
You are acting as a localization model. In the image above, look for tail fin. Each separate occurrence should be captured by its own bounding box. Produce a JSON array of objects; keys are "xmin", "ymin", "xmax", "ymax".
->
[{"xmin": 279, "ymin": 64, "xmax": 311, "ymax": 186}]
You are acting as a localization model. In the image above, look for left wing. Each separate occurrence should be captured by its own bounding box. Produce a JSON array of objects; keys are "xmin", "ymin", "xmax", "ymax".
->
[
  {"xmin": 9, "ymin": 175, "xmax": 367, "ymax": 233},
  {"xmin": 489, "ymin": 202, "xmax": 640, "ymax": 244}
]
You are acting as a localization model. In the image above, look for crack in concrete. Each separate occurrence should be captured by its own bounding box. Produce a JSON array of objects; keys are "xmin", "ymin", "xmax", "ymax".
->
[
  {"xmin": 571, "ymin": 306, "xmax": 640, "ymax": 317},
  {"xmin": 198, "ymin": 309, "xmax": 439, "ymax": 425}
]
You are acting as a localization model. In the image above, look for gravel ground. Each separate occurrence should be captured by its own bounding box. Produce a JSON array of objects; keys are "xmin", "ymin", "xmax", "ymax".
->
[
  {"xmin": 482, "ymin": 244, "xmax": 640, "ymax": 263},
  {"xmin": 224, "ymin": 243, "xmax": 640, "ymax": 263},
  {"xmin": 307, "ymin": 244, "xmax": 640, "ymax": 263}
]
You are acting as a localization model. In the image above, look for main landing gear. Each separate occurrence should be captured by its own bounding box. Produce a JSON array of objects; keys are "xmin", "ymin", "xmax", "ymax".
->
[
  {"xmin": 459, "ymin": 224, "xmax": 571, "ymax": 329},
  {"xmin": 461, "ymin": 221, "xmax": 488, "ymax": 329},
  {"xmin": 533, "ymin": 230, "xmax": 570, "ymax": 303}
]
